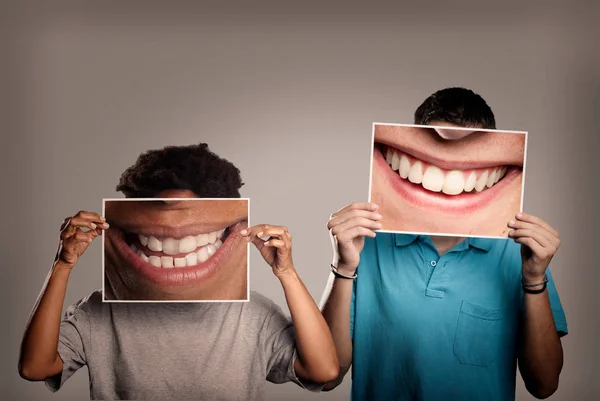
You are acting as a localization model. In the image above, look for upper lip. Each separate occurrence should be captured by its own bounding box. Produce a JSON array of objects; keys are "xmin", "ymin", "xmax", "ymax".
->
[
  {"xmin": 107, "ymin": 218, "xmax": 246, "ymax": 239},
  {"xmin": 376, "ymin": 140, "xmax": 522, "ymax": 171}
]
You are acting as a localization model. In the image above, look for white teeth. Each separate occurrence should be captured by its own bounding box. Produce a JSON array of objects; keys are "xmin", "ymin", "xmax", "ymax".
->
[
  {"xmin": 185, "ymin": 252, "xmax": 197, "ymax": 266},
  {"xmin": 133, "ymin": 228, "xmax": 227, "ymax": 268},
  {"xmin": 399, "ymin": 154, "xmax": 411, "ymax": 179},
  {"xmin": 442, "ymin": 170, "xmax": 465, "ymax": 195},
  {"xmin": 475, "ymin": 171, "xmax": 488, "ymax": 192},
  {"xmin": 197, "ymin": 247, "xmax": 209, "ymax": 263},
  {"xmin": 161, "ymin": 256, "xmax": 174, "ymax": 268},
  {"xmin": 196, "ymin": 233, "xmax": 209, "ymax": 247},
  {"xmin": 162, "ymin": 238, "xmax": 179, "ymax": 255},
  {"xmin": 391, "ymin": 151, "xmax": 400, "ymax": 171},
  {"xmin": 385, "ymin": 148, "xmax": 393, "ymax": 164},
  {"xmin": 139, "ymin": 252, "xmax": 149, "ymax": 263},
  {"xmin": 486, "ymin": 170, "xmax": 497, "ymax": 188},
  {"xmin": 422, "ymin": 166, "xmax": 444, "ymax": 192},
  {"xmin": 464, "ymin": 172, "xmax": 476, "ymax": 192},
  {"xmin": 385, "ymin": 149, "xmax": 511, "ymax": 195},
  {"xmin": 408, "ymin": 161, "xmax": 423, "ymax": 184},
  {"xmin": 149, "ymin": 255, "xmax": 162, "ymax": 267},
  {"xmin": 148, "ymin": 236, "xmax": 162, "ymax": 252},
  {"xmin": 179, "ymin": 236, "xmax": 197, "ymax": 254}
]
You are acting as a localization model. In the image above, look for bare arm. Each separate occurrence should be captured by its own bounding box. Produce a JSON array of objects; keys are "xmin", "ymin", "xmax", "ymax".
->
[
  {"xmin": 517, "ymin": 288, "xmax": 563, "ymax": 399},
  {"xmin": 320, "ymin": 270, "xmax": 354, "ymax": 391},
  {"xmin": 18, "ymin": 212, "xmax": 107, "ymax": 381},
  {"xmin": 320, "ymin": 202, "xmax": 382, "ymax": 390},
  {"xmin": 508, "ymin": 212, "xmax": 564, "ymax": 398},
  {"xmin": 242, "ymin": 224, "xmax": 339, "ymax": 383}
]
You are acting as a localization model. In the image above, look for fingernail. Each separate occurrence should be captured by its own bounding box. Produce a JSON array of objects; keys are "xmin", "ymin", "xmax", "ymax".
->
[
  {"xmin": 375, "ymin": 214, "xmax": 383, "ymax": 219},
  {"xmin": 257, "ymin": 231, "xmax": 263, "ymax": 237},
  {"xmin": 516, "ymin": 213, "xmax": 523, "ymax": 218},
  {"xmin": 375, "ymin": 223, "xmax": 382, "ymax": 228},
  {"xmin": 90, "ymin": 223, "xmax": 96, "ymax": 229},
  {"xmin": 101, "ymin": 216, "xmax": 106, "ymax": 221},
  {"xmin": 509, "ymin": 220, "xmax": 515, "ymax": 225},
  {"xmin": 372, "ymin": 203, "xmax": 379, "ymax": 209},
  {"xmin": 240, "ymin": 229, "xmax": 247, "ymax": 235}
]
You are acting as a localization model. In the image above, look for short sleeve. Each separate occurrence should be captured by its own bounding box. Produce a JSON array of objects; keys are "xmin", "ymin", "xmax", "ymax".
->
[
  {"xmin": 546, "ymin": 269, "xmax": 568, "ymax": 337},
  {"xmin": 264, "ymin": 303, "xmax": 323, "ymax": 392},
  {"xmin": 44, "ymin": 300, "xmax": 90, "ymax": 392}
]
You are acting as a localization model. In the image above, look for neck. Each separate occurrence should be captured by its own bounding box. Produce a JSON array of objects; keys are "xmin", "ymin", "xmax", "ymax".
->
[{"xmin": 429, "ymin": 235, "xmax": 466, "ymax": 256}]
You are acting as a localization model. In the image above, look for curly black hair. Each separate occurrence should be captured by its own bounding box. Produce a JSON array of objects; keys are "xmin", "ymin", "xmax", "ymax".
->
[
  {"xmin": 116, "ymin": 143, "xmax": 244, "ymax": 198},
  {"xmin": 414, "ymin": 87, "xmax": 496, "ymax": 129}
]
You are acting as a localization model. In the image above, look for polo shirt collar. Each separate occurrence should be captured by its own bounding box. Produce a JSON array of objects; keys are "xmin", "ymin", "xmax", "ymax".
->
[{"xmin": 393, "ymin": 234, "xmax": 493, "ymax": 252}]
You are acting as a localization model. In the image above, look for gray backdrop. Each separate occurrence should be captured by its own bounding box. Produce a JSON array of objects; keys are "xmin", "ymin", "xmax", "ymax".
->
[{"xmin": 3, "ymin": 1, "xmax": 599, "ymax": 400}]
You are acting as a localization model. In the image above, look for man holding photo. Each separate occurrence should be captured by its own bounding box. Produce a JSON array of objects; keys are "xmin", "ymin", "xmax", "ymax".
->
[
  {"xmin": 18, "ymin": 143, "xmax": 339, "ymax": 400},
  {"xmin": 321, "ymin": 88, "xmax": 567, "ymax": 401}
]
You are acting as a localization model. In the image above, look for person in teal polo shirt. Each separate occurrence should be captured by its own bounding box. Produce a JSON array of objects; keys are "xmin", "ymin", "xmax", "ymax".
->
[{"xmin": 320, "ymin": 88, "xmax": 567, "ymax": 400}]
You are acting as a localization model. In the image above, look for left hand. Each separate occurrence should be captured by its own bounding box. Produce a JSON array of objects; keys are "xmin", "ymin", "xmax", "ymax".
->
[
  {"xmin": 507, "ymin": 212, "xmax": 561, "ymax": 283},
  {"xmin": 241, "ymin": 224, "xmax": 295, "ymax": 277}
]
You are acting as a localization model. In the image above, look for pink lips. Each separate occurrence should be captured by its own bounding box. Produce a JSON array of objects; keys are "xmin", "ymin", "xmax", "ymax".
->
[
  {"xmin": 373, "ymin": 147, "xmax": 522, "ymax": 215},
  {"xmin": 106, "ymin": 220, "xmax": 248, "ymax": 288}
]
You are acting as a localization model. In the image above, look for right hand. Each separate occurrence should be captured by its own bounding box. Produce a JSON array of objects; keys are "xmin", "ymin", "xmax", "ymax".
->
[
  {"xmin": 327, "ymin": 202, "xmax": 382, "ymax": 273},
  {"xmin": 57, "ymin": 211, "xmax": 109, "ymax": 268}
]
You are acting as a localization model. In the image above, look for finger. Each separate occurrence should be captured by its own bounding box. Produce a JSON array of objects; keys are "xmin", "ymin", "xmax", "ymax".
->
[
  {"xmin": 69, "ymin": 216, "xmax": 102, "ymax": 231},
  {"xmin": 330, "ymin": 216, "xmax": 382, "ymax": 236},
  {"xmin": 507, "ymin": 220, "xmax": 557, "ymax": 246},
  {"xmin": 328, "ymin": 210, "xmax": 382, "ymax": 229},
  {"xmin": 515, "ymin": 212, "xmax": 559, "ymax": 237},
  {"xmin": 60, "ymin": 224, "xmax": 77, "ymax": 240},
  {"xmin": 240, "ymin": 224, "xmax": 271, "ymax": 238},
  {"xmin": 513, "ymin": 236, "xmax": 545, "ymax": 257},
  {"xmin": 255, "ymin": 227, "xmax": 287, "ymax": 240},
  {"xmin": 74, "ymin": 229, "xmax": 95, "ymax": 243},
  {"xmin": 336, "ymin": 226, "xmax": 377, "ymax": 242},
  {"xmin": 264, "ymin": 239, "xmax": 287, "ymax": 248},
  {"xmin": 330, "ymin": 202, "xmax": 379, "ymax": 219},
  {"xmin": 508, "ymin": 228, "xmax": 553, "ymax": 249},
  {"xmin": 74, "ymin": 211, "xmax": 106, "ymax": 223}
]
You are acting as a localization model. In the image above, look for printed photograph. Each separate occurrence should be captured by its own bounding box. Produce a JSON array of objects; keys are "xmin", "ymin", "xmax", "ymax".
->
[
  {"xmin": 102, "ymin": 198, "xmax": 249, "ymax": 302},
  {"xmin": 369, "ymin": 123, "xmax": 527, "ymax": 237}
]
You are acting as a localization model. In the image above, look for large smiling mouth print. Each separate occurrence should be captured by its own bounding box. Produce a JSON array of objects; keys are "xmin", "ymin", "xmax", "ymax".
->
[
  {"xmin": 383, "ymin": 145, "xmax": 510, "ymax": 195},
  {"xmin": 129, "ymin": 228, "xmax": 227, "ymax": 268},
  {"xmin": 106, "ymin": 219, "xmax": 248, "ymax": 289},
  {"xmin": 374, "ymin": 143, "xmax": 523, "ymax": 215}
]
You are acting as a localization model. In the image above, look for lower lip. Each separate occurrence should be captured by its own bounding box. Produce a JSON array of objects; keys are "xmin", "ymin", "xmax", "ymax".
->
[
  {"xmin": 106, "ymin": 221, "xmax": 247, "ymax": 288},
  {"xmin": 373, "ymin": 147, "xmax": 521, "ymax": 214}
]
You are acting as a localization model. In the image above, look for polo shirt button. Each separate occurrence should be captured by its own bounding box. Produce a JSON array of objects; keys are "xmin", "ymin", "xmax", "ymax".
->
[{"xmin": 430, "ymin": 260, "xmax": 437, "ymax": 267}]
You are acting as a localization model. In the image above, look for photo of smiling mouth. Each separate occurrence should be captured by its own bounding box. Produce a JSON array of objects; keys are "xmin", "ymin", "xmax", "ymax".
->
[
  {"xmin": 106, "ymin": 219, "xmax": 247, "ymax": 287},
  {"xmin": 374, "ymin": 143, "xmax": 523, "ymax": 214}
]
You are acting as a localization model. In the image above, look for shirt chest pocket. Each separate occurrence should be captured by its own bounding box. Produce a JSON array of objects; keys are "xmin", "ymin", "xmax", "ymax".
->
[{"xmin": 453, "ymin": 300, "xmax": 507, "ymax": 368}]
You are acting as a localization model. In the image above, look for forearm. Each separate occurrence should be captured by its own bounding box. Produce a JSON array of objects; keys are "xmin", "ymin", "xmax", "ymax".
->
[
  {"xmin": 320, "ymin": 267, "xmax": 354, "ymax": 390},
  {"xmin": 518, "ymin": 285, "xmax": 563, "ymax": 398},
  {"xmin": 19, "ymin": 262, "xmax": 71, "ymax": 380},
  {"xmin": 278, "ymin": 269, "xmax": 339, "ymax": 382}
]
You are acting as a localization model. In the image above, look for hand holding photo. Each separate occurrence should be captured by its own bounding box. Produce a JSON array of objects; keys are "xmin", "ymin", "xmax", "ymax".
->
[
  {"xmin": 102, "ymin": 198, "xmax": 249, "ymax": 302},
  {"xmin": 369, "ymin": 123, "xmax": 527, "ymax": 238}
]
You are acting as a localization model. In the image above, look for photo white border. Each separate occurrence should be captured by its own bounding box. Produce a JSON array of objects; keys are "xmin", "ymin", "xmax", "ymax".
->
[
  {"xmin": 367, "ymin": 122, "xmax": 528, "ymax": 239},
  {"xmin": 101, "ymin": 197, "xmax": 250, "ymax": 303}
]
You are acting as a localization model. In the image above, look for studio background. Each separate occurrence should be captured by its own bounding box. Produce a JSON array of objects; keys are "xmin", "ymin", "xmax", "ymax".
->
[{"xmin": 2, "ymin": 1, "xmax": 598, "ymax": 400}]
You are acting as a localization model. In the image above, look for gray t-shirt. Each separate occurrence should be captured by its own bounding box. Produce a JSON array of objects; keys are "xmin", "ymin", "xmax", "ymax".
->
[{"xmin": 46, "ymin": 290, "xmax": 319, "ymax": 400}]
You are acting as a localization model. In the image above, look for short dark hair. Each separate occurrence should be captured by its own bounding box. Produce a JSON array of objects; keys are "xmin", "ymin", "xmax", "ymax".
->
[
  {"xmin": 414, "ymin": 87, "xmax": 496, "ymax": 129},
  {"xmin": 116, "ymin": 143, "xmax": 244, "ymax": 198}
]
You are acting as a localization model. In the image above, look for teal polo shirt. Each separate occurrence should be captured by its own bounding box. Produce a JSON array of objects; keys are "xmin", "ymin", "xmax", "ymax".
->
[{"xmin": 349, "ymin": 233, "xmax": 568, "ymax": 401}]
